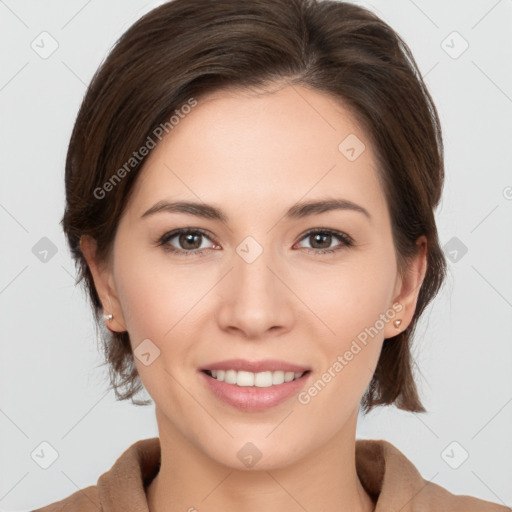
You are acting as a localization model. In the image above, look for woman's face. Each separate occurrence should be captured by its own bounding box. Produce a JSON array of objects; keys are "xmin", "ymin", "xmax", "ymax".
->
[{"xmin": 86, "ymin": 84, "xmax": 425, "ymax": 469}]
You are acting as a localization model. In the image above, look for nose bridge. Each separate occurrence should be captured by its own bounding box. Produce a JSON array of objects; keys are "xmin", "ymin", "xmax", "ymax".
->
[
  {"xmin": 215, "ymin": 234, "xmax": 292, "ymax": 337},
  {"xmin": 233, "ymin": 235, "xmax": 278, "ymax": 305}
]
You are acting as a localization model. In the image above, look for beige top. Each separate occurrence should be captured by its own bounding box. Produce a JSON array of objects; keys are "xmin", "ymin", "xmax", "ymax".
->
[{"xmin": 33, "ymin": 437, "xmax": 510, "ymax": 511}]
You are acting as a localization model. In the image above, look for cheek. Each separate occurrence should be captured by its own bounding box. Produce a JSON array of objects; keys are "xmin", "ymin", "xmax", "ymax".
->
[
  {"xmin": 113, "ymin": 240, "xmax": 210, "ymax": 341},
  {"xmin": 307, "ymin": 251, "xmax": 397, "ymax": 343},
  {"xmin": 301, "ymin": 249, "xmax": 397, "ymax": 397},
  {"xmin": 112, "ymin": 249, "xmax": 209, "ymax": 401}
]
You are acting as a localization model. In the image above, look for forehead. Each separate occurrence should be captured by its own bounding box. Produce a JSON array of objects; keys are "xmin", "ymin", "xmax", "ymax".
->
[{"xmin": 128, "ymin": 84, "xmax": 387, "ymax": 222}]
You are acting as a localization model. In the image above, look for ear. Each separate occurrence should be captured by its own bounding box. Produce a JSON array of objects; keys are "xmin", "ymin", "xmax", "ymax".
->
[
  {"xmin": 80, "ymin": 235, "xmax": 127, "ymax": 332},
  {"xmin": 384, "ymin": 235, "xmax": 428, "ymax": 339}
]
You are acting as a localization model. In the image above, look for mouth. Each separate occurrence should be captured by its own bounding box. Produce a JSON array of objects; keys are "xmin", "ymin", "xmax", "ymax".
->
[
  {"xmin": 202, "ymin": 369, "xmax": 310, "ymax": 387},
  {"xmin": 199, "ymin": 359, "xmax": 312, "ymax": 411}
]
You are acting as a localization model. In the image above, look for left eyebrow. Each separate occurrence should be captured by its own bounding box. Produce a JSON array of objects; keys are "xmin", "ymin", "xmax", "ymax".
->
[
  {"xmin": 140, "ymin": 198, "xmax": 371, "ymax": 222},
  {"xmin": 286, "ymin": 198, "xmax": 371, "ymax": 221}
]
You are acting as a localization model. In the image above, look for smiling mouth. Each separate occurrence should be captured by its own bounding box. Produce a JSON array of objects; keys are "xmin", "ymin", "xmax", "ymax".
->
[{"xmin": 203, "ymin": 369, "xmax": 311, "ymax": 388}]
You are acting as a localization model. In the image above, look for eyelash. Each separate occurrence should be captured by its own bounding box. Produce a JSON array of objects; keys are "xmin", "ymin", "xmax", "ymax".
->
[{"xmin": 156, "ymin": 228, "xmax": 354, "ymax": 257}]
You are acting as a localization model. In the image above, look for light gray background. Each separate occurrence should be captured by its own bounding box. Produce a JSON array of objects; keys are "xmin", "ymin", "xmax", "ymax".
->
[{"xmin": 1, "ymin": 1, "xmax": 511, "ymax": 510}]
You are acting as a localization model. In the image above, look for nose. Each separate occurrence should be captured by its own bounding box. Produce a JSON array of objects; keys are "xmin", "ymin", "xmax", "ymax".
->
[{"xmin": 215, "ymin": 245, "xmax": 294, "ymax": 340}]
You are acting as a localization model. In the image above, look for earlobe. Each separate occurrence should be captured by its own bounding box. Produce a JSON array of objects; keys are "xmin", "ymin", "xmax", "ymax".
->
[
  {"xmin": 384, "ymin": 236, "xmax": 428, "ymax": 339},
  {"xmin": 79, "ymin": 235, "xmax": 127, "ymax": 332}
]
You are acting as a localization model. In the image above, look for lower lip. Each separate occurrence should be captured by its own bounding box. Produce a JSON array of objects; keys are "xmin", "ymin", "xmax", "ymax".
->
[{"xmin": 200, "ymin": 371, "xmax": 311, "ymax": 412}]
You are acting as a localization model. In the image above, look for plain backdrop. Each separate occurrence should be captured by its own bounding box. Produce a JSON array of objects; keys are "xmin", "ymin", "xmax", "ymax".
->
[{"xmin": 1, "ymin": 1, "xmax": 511, "ymax": 510}]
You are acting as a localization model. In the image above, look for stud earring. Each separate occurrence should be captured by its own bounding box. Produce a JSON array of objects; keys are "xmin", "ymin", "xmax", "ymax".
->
[
  {"xmin": 104, "ymin": 313, "xmax": 113, "ymax": 321},
  {"xmin": 393, "ymin": 319, "xmax": 402, "ymax": 329}
]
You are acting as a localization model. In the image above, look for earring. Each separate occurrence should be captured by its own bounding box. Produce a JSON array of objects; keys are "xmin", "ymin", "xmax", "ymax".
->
[
  {"xmin": 104, "ymin": 313, "xmax": 113, "ymax": 321},
  {"xmin": 393, "ymin": 319, "xmax": 402, "ymax": 329}
]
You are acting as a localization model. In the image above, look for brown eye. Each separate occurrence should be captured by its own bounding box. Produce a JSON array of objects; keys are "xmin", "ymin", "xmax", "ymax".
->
[
  {"xmin": 296, "ymin": 229, "xmax": 353, "ymax": 255},
  {"xmin": 178, "ymin": 232, "xmax": 204, "ymax": 250},
  {"xmin": 309, "ymin": 232, "xmax": 333, "ymax": 250},
  {"xmin": 158, "ymin": 228, "xmax": 217, "ymax": 256}
]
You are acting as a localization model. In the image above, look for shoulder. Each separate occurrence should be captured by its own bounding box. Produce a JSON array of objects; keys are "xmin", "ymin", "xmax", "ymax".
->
[
  {"xmin": 355, "ymin": 438, "xmax": 510, "ymax": 511},
  {"xmin": 31, "ymin": 485, "xmax": 100, "ymax": 512},
  {"xmin": 32, "ymin": 437, "xmax": 160, "ymax": 512},
  {"xmin": 417, "ymin": 480, "xmax": 511, "ymax": 511}
]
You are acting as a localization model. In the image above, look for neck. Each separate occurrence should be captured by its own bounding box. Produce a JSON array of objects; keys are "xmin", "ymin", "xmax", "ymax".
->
[{"xmin": 146, "ymin": 409, "xmax": 375, "ymax": 512}]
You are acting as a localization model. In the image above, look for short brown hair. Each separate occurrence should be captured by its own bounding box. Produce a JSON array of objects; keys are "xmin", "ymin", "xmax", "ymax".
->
[{"xmin": 63, "ymin": 0, "xmax": 446, "ymax": 412}]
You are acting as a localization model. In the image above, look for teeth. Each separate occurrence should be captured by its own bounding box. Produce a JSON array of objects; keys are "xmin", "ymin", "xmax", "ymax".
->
[{"xmin": 207, "ymin": 369, "xmax": 305, "ymax": 387}]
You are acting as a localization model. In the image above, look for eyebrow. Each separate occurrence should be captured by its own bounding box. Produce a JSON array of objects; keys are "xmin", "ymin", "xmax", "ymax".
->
[{"xmin": 141, "ymin": 198, "xmax": 371, "ymax": 222}]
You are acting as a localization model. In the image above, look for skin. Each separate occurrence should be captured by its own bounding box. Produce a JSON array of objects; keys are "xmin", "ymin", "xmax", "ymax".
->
[{"xmin": 81, "ymin": 83, "xmax": 427, "ymax": 512}]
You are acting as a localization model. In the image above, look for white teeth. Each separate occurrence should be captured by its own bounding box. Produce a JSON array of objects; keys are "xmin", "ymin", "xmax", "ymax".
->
[
  {"xmin": 207, "ymin": 369, "xmax": 305, "ymax": 387},
  {"xmin": 254, "ymin": 371, "xmax": 271, "ymax": 387},
  {"xmin": 237, "ymin": 371, "xmax": 254, "ymax": 387},
  {"xmin": 225, "ymin": 369, "xmax": 237, "ymax": 384},
  {"xmin": 272, "ymin": 371, "xmax": 285, "ymax": 385}
]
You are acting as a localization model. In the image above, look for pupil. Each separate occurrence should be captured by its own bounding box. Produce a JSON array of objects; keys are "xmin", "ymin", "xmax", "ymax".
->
[
  {"xmin": 312, "ymin": 233, "xmax": 330, "ymax": 249},
  {"xmin": 181, "ymin": 233, "xmax": 200, "ymax": 249}
]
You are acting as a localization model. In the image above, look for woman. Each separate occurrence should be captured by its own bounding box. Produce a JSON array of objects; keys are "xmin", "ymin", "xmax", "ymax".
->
[{"xmin": 33, "ymin": 0, "xmax": 509, "ymax": 510}]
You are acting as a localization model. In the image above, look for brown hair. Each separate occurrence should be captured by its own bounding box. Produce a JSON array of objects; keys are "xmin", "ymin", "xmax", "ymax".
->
[{"xmin": 62, "ymin": 0, "xmax": 446, "ymax": 412}]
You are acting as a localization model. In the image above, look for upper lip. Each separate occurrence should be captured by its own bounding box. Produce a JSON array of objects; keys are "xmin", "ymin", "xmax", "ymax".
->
[{"xmin": 200, "ymin": 359, "xmax": 311, "ymax": 373}]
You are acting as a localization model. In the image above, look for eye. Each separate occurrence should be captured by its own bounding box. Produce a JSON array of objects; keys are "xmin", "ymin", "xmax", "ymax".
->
[
  {"xmin": 295, "ymin": 228, "xmax": 353, "ymax": 255},
  {"xmin": 157, "ymin": 228, "xmax": 218, "ymax": 256},
  {"xmin": 157, "ymin": 227, "xmax": 354, "ymax": 257}
]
